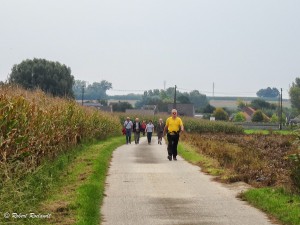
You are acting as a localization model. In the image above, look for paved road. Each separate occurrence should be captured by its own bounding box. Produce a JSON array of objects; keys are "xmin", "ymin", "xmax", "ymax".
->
[{"xmin": 101, "ymin": 136, "xmax": 274, "ymax": 225}]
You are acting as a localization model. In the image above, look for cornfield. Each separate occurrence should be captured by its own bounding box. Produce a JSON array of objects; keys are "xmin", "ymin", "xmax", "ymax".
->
[{"xmin": 0, "ymin": 85, "xmax": 121, "ymax": 183}]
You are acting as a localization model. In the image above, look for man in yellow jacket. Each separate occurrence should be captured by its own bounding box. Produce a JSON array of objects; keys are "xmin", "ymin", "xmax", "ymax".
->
[{"xmin": 163, "ymin": 109, "xmax": 184, "ymax": 161}]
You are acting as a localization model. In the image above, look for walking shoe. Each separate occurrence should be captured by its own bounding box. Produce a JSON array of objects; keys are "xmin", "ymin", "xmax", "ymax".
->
[
  {"xmin": 173, "ymin": 157, "xmax": 177, "ymax": 161},
  {"xmin": 168, "ymin": 155, "xmax": 172, "ymax": 161}
]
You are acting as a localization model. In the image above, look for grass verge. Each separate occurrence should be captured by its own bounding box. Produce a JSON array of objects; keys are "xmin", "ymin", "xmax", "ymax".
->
[
  {"xmin": 179, "ymin": 141, "xmax": 300, "ymax": 225},
  {"xmin": 241, "ymin": 188, "xmax": 300, "ymax": 225},
  {"xmin": 178, "ymin": 142, "xmax": 224, "ymax": 176},
  {"xmin": 0, "ymin": 136, "xmax": 124, "ymax": 225},
  {"xmin": 244, "ymin": 129, "xmax": 294, "ymax": 135}
]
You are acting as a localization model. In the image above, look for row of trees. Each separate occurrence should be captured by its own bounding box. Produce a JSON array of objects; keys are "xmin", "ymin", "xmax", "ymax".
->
[
  {"xmin": 73, "ymin": 80, "xmax": 112, "ymax": 100},
  {"xmin": 135, "ymin": 88, "xmax": 208, "ymax": 112},
  {"xmin": 3, "ymin": 58, "xmax": 300, "ymax": 118},
  {"xmin": 256, "ymin": 87, "xmax": 279, "ymax": 98}
]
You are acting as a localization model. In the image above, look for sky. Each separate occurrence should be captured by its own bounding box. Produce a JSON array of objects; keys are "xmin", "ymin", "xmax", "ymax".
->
[{"xmin": 1, "ymin": 0, "xmax": 299, "ymax": 99}]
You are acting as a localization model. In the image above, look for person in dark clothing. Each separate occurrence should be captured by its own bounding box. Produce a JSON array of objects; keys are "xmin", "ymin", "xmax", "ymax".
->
[
  {"xmin": 156, "ymin": 118, "xmax": 164, "ymax": 145},
  {"xmin": 132, "ymin": 117, "xmax": 141, "ymax": 144}
]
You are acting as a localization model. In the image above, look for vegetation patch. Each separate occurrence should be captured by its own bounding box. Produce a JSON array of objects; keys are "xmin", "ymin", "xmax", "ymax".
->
[
  {"xmin": 179, "ymin": 132, "xmax": 300, "ymax": 225},
  {"xmin": 241, "ymin": 188, "xmax": 300, "ymax": 225},
  {"xmin": 181, "ymin": 133, "xmax": 297, "ymax": 188},
  {"xmin": 0, "ymin": 86, "xmax": 121, "ymax": 185},
  {"xmin": 0, "ymin": 136, "xmax": 124, "ymax": 225}
]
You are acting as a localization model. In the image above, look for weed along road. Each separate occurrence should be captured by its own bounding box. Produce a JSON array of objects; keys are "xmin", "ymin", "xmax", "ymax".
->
[{"xmin": 101, "ymin": 137, "xmax": 274, "ymax": 225}]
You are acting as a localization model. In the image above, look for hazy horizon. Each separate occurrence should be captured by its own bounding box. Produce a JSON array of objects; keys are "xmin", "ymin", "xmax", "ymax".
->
[{"xmin": 1, "ymin": 1, "xmax": 299, "ymax": 99}]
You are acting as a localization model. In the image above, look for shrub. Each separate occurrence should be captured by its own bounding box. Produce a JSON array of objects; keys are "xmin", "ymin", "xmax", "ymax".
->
[
  {"xmin": 213, "ymin": 108, "xmax": 229, "ymax": 121},
  {"xmin": 234, "ymin": 112, "xmax": 246, "ymax": 122},
  {"xmin": 252, "ymin": 110, "xmax": 264, "ymax": 122}
]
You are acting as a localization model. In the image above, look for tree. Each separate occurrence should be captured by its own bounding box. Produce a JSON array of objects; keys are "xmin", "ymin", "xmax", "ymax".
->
[
  {"xmin": 73, "ymin": 80, "xmax": 112, "ymax": 100},
  {"xmin": 250, "ymin": 99, "xmax": 276, "ymax": 110},
  {"xmin": 177, "ymin": 95, "xmax": 191, "ymax": 103},
  {"xmin": 237, "ymin": 99, "xmax": 247, "ymax": 110},
  {"xmin": 112, "ymin": 101, "xmax": 133, "ymax": 112},
  {"xmin": 256, "ymin": 87, "xmax": 279, "ymax": 98},
  {"xmin": 8, "ymin": 58, "xmax": 74, "ymax": 98},
  {"xmin": 202, "ymin": 104, "xmax": 216, "ymax": 113},
  {"xmin": 234, "ymin": 112, "xmax": 246, "ymax": 122},
  {"xmin": 289, "ymin": 78, "xmax": 300, "ymax": 111},
  {"xmin": 251, "ymin": 110, "xmax": 264, "ymax": 122},
  {"xmin": 213, "ymin": 108, "xmax": 229, "ymax": 121},
  {"xmin": 189, "ymin": 90, "xmax": 208, "ymax": 109}
]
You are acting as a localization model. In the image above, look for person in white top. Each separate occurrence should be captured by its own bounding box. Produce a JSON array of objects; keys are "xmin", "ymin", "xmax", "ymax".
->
[
  {"xmin": 145, "ymin": 120, "xmax": 155, "ymax": 144},
  {"xmin": 123, "ymin": 117, "xmax": 133, "ymax": 144}
]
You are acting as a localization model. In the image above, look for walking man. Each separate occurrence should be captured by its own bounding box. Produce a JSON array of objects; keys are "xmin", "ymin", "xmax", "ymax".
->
[
  {"xmin": 124, "ymin": 117, "xmax": 133, "ymax": 144},
  {"xmin": 133, "ymin": 117, "xmax": 141, "ymax": 144},
  {"xmin": 163, "ymin": 109, "xmax": 184, "ymax": 161},
  {"xmin": 156, "ymin": 118, "xmax": 164, "ymax": 145}
]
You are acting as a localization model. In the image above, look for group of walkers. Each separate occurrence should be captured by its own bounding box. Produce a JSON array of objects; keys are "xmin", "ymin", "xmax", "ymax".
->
[{"xmin": 123, "ymin": 109, "xmax": 184, "ymax": 161}]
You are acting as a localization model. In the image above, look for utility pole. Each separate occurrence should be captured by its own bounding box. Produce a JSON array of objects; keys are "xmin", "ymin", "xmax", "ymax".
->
[
  {"xmin": 81, "ymin": 85, "xmax": 84, "ymax": 105},
  {"xmin": 173, "ymin": 85, "xmax": 177, "ymax": 109},
  {"xmin": 279, "ymin": 88, "xmax": 283, "ymax": 130}
]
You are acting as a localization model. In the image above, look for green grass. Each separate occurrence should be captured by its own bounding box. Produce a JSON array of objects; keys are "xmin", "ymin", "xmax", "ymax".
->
[
  {"xmin": 244, "ymin": 129, "xmax": 295, "ymax": 135},
  {"xmin": 0, "ymin": 136, "xmax": 124, "ymax": 225},
  {"xmin": 75, "ymin": 137, "xmax": 124, "ymax": 225},
  {"xmin": 178, "ymin": 142, "xmax": 224, "ymax": 176},
  {"xmin": 241, "ymin": 188, "xmax": 300, "ymax": 225},
  {"xmin": 0, "ymin": 142, "xmax": 88, "ymax": 224}
]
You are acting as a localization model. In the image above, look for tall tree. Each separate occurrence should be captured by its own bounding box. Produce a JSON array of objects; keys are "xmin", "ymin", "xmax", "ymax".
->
[
  {"xmin": 256, "ymin": 87, "xmax": 279, "ymax": 98},
  {"xmin": 73, "ymin": 80, "xmax": 112, "ymax": 100},
  {"xmin": 8, "ymin": 58, "xmax": 74, "ymax": 98},
  {"xmin": 189, "ymin": 90, "xmax": 208, "ymax": 109},
  {"xmin": 289, "ymin": 78, "xmax": 300, "ymax": 111}
]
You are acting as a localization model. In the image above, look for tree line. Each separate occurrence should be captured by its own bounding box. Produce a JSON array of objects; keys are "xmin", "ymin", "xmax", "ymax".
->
[{"xmin": 3, "ymin": 58, "xmax": 300, "ymax": 116}]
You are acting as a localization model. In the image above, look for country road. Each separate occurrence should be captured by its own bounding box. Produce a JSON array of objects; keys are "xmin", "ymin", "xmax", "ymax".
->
[{"xmin": 101, "ymin": 136, "xmax": 275, "ymax": 225}]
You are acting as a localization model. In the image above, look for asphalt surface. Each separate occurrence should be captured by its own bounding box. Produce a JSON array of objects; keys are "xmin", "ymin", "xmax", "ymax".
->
[{"xmin": 101, "ymin": 136, "xmax": 275, "ymax": 225}]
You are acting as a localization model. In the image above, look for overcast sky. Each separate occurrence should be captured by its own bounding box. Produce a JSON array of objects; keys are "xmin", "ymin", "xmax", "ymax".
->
[{"xmin": 1, "ymin": 0, "xmax": 299, "ymax": 98}]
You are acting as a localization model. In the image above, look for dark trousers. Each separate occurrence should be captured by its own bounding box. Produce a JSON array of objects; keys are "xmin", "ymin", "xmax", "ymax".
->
[
  {"xmin": 167, "ymin": 133, "xmax": 179, "ymax": 158},
  {"xmin": 147, "ymin": 132, "xmax": 153, "ymax": 143},
  {"xmin": 126, "ymin": 129, "xmax": 131, "ymax": 144}
]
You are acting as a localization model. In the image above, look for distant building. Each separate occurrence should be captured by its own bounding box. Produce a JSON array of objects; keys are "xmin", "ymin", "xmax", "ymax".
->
[
  {"xmin": 125, "ymin": 105, "xmax": 157, "ymax": 115},
  {"xmin": 167, "ymin": 103, "xmax": 195, "ymax": 117},
  {"xmin": 242, "ymin": 106, "xmax": 269, "ymax": 122},
  {"xmin": 82, "ymin": 102, "xmax": 112, "ymax": 112}
]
